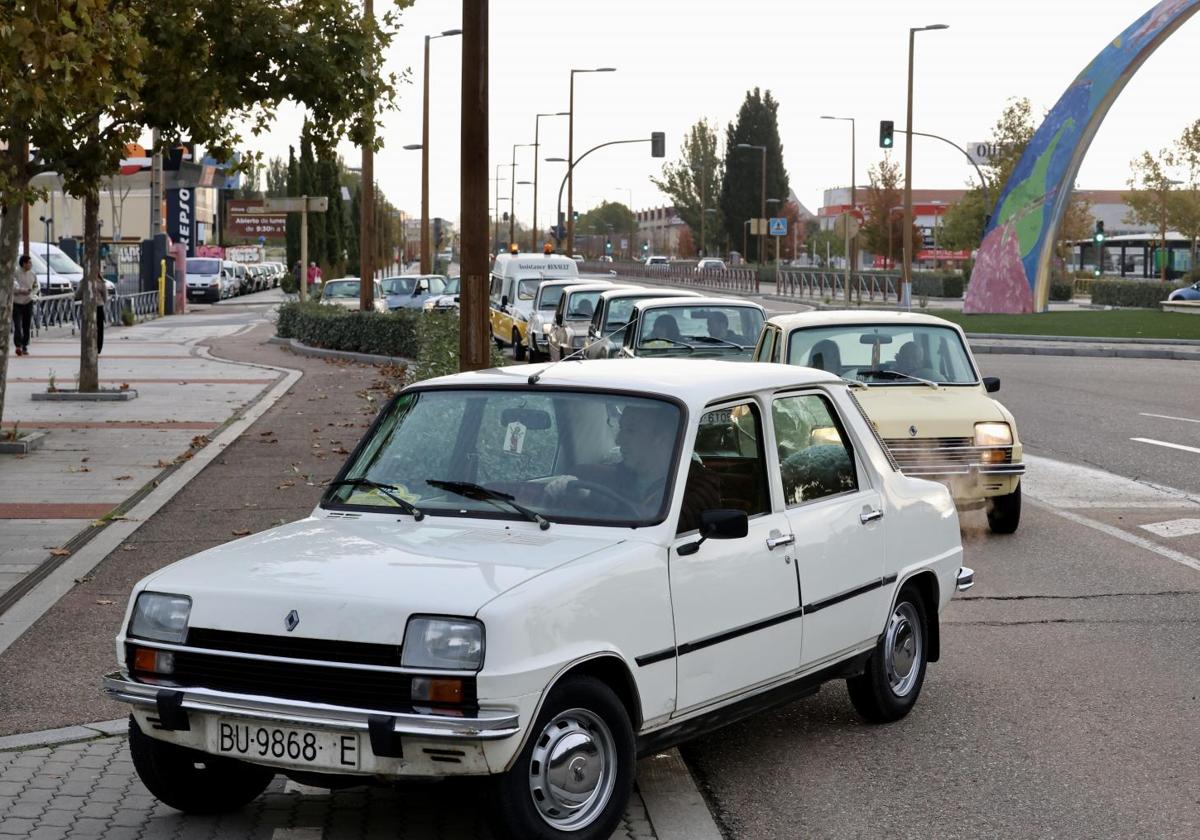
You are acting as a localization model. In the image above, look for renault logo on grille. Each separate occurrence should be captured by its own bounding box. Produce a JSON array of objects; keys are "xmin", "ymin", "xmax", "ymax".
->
[
  {"xmin": 908, "ymin": 425, "xmax": 918, "ymax": 437},
  {"xmin": 284, "ymin": 610, "xmax": 300, "ymax": 632}
]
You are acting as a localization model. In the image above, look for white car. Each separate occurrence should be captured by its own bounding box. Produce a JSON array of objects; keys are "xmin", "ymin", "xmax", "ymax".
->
[
  {"xmin": 527, "ymin": 277, "xmax": 609, "ymax": 362},
  {"xmin": 644, "ymin": 255, "xmax": 669, "ymax": 267},
  {"xmin": 695, "ymin": 258, "xmax": 727, "ymax": 272},
  {"xmin": 545, "ymin": 282, "xmax": 631, "ymax": 361},
  {"xmin": 319, "ymin": 277, "xmax": 387, "ymax": 312},
  {"xmin": 104, "ymin": 360, "xmax": 968, "ymax": 839}
]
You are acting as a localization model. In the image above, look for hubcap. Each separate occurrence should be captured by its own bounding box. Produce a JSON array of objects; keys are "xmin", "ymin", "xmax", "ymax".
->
[
  {"xmin": 528, "ymin": 708, "xmax": 617, "ymax": 831},
  {"xmin": 885, "ymin": 601, "xmax": 923, "ymax": 697}
]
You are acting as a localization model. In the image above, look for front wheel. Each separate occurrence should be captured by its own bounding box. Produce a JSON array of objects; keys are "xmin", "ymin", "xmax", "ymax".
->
[
  {"xmin": 987, "ymin": 484, "xmax": 1021, "ymax": 534},
  {"xmin": 489, "ymin": 676, "xmax": 635, "ymax": 840},
  {"xmin": 512, "ymin": 328, "xmax": 527, "ymax": 361},
  {"xmin": 128, "ymin": 717, "xmax": 273, "ymax": 814},
  {"xmin": 847, "ymin": 586, "xmax": 929, "ymax": 723}
]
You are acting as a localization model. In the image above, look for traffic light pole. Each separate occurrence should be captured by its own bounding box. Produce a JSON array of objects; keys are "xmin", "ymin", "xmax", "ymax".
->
[{"xmin": 554, "ymin": 137, "xmax": 654, "ymax": 248}]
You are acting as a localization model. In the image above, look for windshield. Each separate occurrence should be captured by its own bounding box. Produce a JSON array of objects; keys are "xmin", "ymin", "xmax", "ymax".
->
[
  {"xmin": 382, "ymin": 277, "xmax": 416, "ymax": 295},
  {"xmin": 636, "ymin": 305, "xmax": 764, "ymax": 356},
  {"xmin": 323, "ymin": 281, "xmax": 361, "ymax": 299},
  {"xmin": 443, "ymin": 277, "xmax": 460, "ymax": 294},
  {"xmin": 45, "ymin": 251, "xmax": 83, "ymax": 275},
  {"xmin": 785, "ymin": 324, "xmax": 978, "ymax": 385},
  {"xmin": 538, "ymin": 286, "xmax": 565, "ymax": 311},
  {"xmin": 517, "ymin": 278, "xmax": 542, "ymax": 300},
  {"xmin": 564, "ymin": 290, "xmax": 603, "ymax": 320},
  {"xmin": 604, "ymin": 296, "xmax": 669, "ymax": 330},
  {"xmin": 325, "ymin": 389, "xmax": 682, "ymax": 526}
]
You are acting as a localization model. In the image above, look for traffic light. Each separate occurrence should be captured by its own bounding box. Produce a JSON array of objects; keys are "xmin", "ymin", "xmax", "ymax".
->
[
  {"xmin": 641, "ymin": 242, "xmax": 649, "ymax": 255},
  {"xmin": 432, "ymin": 218, "xmax": 444, "ymax": 248},
  {"xmin": 651, "ymin": 131, "xmax": 666, "ymax": 158},
  {"xmin": 879, "ymin": 120, "xmax": 894, "ymax": 149},
  {"xmin": 572, "ymin": 210, "xmax": 580, "ymax": 222},
  {"xmin": 1093, "ymin": 219, "xmax": 1105, "ymax": 244},
  {"xmin": 605, "ymin": 240, "xmax": 613, "ymax": 253}
]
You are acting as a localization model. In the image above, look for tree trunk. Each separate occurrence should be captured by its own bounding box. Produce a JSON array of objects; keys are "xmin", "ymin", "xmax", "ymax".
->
[
  {"xmin": 78, "ymin": 188, "xmax": 100, "ymax": 393},
  {"xmin": 0, "ymin": 136, "xmax": 30, "ymax": 429}
]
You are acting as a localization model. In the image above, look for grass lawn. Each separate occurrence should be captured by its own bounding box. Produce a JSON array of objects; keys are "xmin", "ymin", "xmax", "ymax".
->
[{"xmin": 928, "ymin": 309, "xmax": 1200, "ymax": 340}]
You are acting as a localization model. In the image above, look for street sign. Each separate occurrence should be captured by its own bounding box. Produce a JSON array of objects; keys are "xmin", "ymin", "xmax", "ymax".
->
[
  {"xmin": 769, "ymin": 217, "xmax": 787, "ymax": 236},
  {"xmin": 262, "ymin": 196, "xmax": 329, "ymax": 213},
  {"xmin": 834, "ymin": 212, "xmax": 860, "ymax": 239},
  {"xmin": 620, "ymin": 238, "xmax": 629, "ymax": 250}
]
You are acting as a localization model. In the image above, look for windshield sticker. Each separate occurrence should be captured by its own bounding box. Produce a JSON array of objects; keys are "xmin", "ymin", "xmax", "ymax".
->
[{"xmin": 504, "ymin": 421, "xmax": 527, "ymax": 455}]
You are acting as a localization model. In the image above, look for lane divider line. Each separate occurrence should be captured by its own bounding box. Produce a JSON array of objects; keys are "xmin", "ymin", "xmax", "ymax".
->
[
  {"xmin": 1131, "ymin": 437, "xmax": 1200, "ymax": 456},
  {"xmin": 1139, "ymin": 412, "xmax": 1200, "ymax": 425},
  {"xmin": 1029, "ymin": 499, "xmax": 1200, "ymax": 575}
]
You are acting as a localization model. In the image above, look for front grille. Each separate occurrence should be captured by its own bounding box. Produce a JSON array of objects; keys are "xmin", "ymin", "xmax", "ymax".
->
[
  {"xmin": 186, "ymin": 628, "xmax": 401, "ymax": 667},
  {"xmin": 128, "ymin": 643, "xmax": 477, "ymax": 714},
  {"xmin": 882, "ymin": 436, "xmax": 1013, "ymax": 476}
]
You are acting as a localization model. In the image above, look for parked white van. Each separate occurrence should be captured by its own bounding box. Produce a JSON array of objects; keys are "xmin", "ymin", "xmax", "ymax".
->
[
  {"xmin": 30, "ymin": 242, "xmax": 84, "ymax": 291},
  {"xmin": 489, "ymin": 252, "xmax": 580, "ymax": 360}
]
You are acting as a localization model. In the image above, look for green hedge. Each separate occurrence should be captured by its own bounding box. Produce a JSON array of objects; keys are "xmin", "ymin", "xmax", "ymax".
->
[
  {"xmin": 276, "ymin": 301, "xmax": 420, "ymax": 357},
  {"xmin": 1049, "ymin": 279, "xmax": 1075, "ymax": 301},
  {"xmin": 911, "ymin": 273, "xmax": 964, "ymax": 299},
  {"xmin": 405, "ymin": 312, "xmax": 506, "ymax": 384},
  {"xmin": 1090, "ymin": 279, "xmax": 1183, "ymax": 309}
]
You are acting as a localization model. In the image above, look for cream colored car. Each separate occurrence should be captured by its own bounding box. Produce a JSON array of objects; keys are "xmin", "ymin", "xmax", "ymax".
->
[{"xmin": 755, "ymin": 311, "xmax": 1024, "ymax": 533}]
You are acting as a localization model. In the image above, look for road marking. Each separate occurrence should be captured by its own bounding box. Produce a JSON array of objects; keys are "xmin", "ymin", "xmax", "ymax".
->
[
  {"xmin": 1131, "ymin": 437, "xmax": 1200, "ymax": 456},
  {"xmin": 1140, "ymin": 518, "xmax": 1200, "ymax": 539},
  {"xmin": 1030, "ymin": 501, "xmax": 1200, "ymax": 575},
  {"xmin": 1022, "ymin": 454, "xmax": 1200, "ymax": 509},
  {"xmin": 1139, "ymin": 412, "xmax": 1200, "ymax": 425}
]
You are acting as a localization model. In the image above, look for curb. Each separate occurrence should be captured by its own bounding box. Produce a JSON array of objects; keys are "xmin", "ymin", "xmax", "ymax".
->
[
  {"xmin": 0, "ymin": 348, "xmax": 303, "ymax": 657},
  {"xmin": 970, "ymin": 343, "xmax": 1200, "ymax": 360},
  {"xmin": 965, "ymin": 332, "xmax": 1200, "ymax": 346},
  {"xmin": 268, "ymin": 336, "xmax": 412, "ymax": 368},
  {"xmin": 0, "ymin": 719, "xmax": 125, "ymax": 752}
]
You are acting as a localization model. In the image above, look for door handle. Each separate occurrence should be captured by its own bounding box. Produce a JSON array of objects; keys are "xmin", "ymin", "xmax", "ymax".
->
[
  {"xmin": 859, "ymin": 509, "xmax": 883, "ymax": 525},
  {"xmin": 766, "ymin": 533, "xmax": 795, "ymax": 550}
]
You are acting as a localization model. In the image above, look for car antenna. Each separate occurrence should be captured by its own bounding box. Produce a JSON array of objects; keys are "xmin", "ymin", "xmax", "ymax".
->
[{"xmin": 527, "ymin": 317, "xmax": 636, "ymax": 385}]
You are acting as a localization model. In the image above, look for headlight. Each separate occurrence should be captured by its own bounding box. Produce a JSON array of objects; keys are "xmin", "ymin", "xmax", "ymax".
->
[
  {"xmin": 129, "ymin": 592, "xmax": 192, "ymax": 643},
  {"xmin": 974, "ymin": 422, "xmax": 1013, "ymax": 447},
  {"xmin": 423, "ymin": 299, "xmax": 437, "ymax": 311},
  {"xmin": 402, "ymin": 616, "xmax": 484, "ymax": 670}
]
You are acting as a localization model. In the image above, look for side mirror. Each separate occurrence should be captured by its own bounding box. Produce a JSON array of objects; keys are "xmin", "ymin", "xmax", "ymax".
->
[
  {"xmin": 983, "ymin": 376, "xmax": 1001, "ymax": 393},
  {"xmin": 677, "ymin": 509, "xmax": 749, "ymax": 556},
  {"xmin": 555, "ymin": 312, "xmax": 564, "ymax": 327}
]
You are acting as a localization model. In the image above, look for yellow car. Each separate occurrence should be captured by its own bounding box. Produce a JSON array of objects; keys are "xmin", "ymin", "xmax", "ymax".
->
[
  {"xmin": 755, "ymin": 311, "xmax": 1025, "ymax": 533},
  {"xmin": 489, "ymin": 252, "xmax": 580, "ymax": 360}
]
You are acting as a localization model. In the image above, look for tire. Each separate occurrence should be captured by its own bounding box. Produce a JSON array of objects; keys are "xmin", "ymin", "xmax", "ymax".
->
[
  {"xmin": 847, "ymin": 585, "xmax": 930, "ymax": 724},
  {"xmin": 512, "ymin": 329, "xmax": 527, "ymax": 361},
  {"xmin": 987, "ymin": 484, "xmax": 1021, "ymax": 534},
  {"xmin": 489, "ymin": 676, "xmax": 635, "ymax": 840},
  {"xmin": 528, "ymin": 336, "xmax": 545, "ymax": 363},
  {"xmin": 128, "ymin": 717, "xmax": 274, "ymax": 814}
]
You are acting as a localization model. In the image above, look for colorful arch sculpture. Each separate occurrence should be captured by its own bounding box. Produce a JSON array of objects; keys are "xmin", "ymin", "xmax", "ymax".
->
[{"xmin": 964, "ymin": 0, "xmax": 1200, "ymax": 314}]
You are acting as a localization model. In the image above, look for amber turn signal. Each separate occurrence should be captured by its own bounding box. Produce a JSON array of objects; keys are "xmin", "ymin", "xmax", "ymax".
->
[{"xmin": 411, "ymin": 677, "xmax": 464, "ymax": 704}]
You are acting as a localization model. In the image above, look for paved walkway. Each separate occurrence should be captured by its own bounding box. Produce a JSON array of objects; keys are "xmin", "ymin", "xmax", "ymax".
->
[{"xmin": 0, "ymin": 309, "xmax": 284, "ymax": 612}]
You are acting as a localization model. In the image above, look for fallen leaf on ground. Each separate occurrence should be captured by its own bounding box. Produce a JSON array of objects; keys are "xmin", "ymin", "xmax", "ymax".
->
[
  {"xmin": 331, "ymin": 447, "xmax": 349, "ymax": 455},
  {"xmin": 114, "ymin": 475, "xmax": 133, "ymax": 481},
  {"xmin": 81, "ymin": 457, "xmax": 90, "ymax": 463},
  {"xmin": 119, "ymin": 383, "xmax": 130, "ymax": 391},
  {"xmin": 190, "ymin": 435, "xmax": 210, "ymax": 448},
  {"xmin": 121, "ymin": 545, "xmax": 137, "ymax": 552},
  {"xmin": 50, "ymin": 548, "xmax": 70, "ymax": 557},
  {"xmin": 74, "ymin": 576, "xmax": 94, "ymax": 585},
  {"xmin": 232, "ymin": 528, "xmax": 251, "ymax": 536},
  {"xmin": 95, "ymin": 599, "xmax": 116, "ymax": 606},
  {"xmin": 155, "ymin": 459, "xmax": 173, "ymax": 468}
]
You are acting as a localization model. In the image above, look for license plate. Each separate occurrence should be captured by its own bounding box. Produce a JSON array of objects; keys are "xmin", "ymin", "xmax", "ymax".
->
[{"xmin": 212, "ymin": 719, "xmax": 362, "ymax": 770}]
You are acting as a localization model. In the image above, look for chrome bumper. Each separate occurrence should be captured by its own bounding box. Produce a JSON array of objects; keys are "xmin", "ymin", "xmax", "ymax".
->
[
  {"xmin": 102, "ymin": 672, "xmax": 520, "ymax": 741},
  {"xmin": 898, "ymin": 462, "xmax": 1025, "ymax": 478},
  {"xmin": 956, "ymin": 567, "xmax": 975, "ymax": 592}
]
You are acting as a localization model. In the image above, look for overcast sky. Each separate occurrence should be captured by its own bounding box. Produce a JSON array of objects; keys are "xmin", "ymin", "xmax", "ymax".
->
[{"xmin": 246, "ymin": 0, "xmax": 1199, "ymax": 225}]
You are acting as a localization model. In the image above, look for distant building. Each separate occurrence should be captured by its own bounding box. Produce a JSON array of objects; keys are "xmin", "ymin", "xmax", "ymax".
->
[{"xmin": 635, "ymin": 206, "xmax": 687, "ymax": 256}]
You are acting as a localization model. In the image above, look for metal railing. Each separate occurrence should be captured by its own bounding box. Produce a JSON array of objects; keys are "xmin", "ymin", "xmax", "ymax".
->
[
  {"xmin": 30, "ymin": 290, "xmax": 159, "ymax": 336},
  {"xmin": 582, "ymin": 261, "xmax": 760, "ymax": 294},
  {"xmin": 776, "ymin": 270, "xmax": 900, "ymax": 302}
]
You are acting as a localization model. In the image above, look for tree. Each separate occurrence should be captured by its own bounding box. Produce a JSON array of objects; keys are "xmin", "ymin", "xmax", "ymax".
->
[
  {"xmin": 577, "ymin": 202, "xmax": 635, "ymax": 239},
  {"xmin": 650, "ymin": 119, "xmax": 724, "ymax": 256},
  {"xmin": 718, "ymin": 89, "xmax": 790, "ymax": 262},
  {"xmin": 1171, "ymin": 119, "xmax": 1200, "ymax": 268},
  {"xmin": 1125, "ymin": 149, "xmax": 1177, "ymax": 283},
  {"xmin": 1058, "ymin": 192, "xmax": 1094, "ymax": 266},
  {"xmin": 778, "ymin": 200, "xmax": 807, "ymax": 260},
  {"xmin": 265, "ymin": 156, "xmax": 288, "ymax": 197},
  {"xmin": 861, "ymin": 155, "xmax": 903, "ymax": 258},
  {"xmin": 676, "ymin": 227, "xmax": 696, "ymax": 258}
]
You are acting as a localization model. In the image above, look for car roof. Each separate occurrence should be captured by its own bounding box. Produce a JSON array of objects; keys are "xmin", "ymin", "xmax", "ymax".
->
[
  {"xmin": 597, "ymin": 287, "xmax": 702, "ymax": 302},
  {"xmin": 766, "ymin": 310, "xmax": 963, "ymax": 332},
  {"xmin": 561, "ymin": 282, "xmax": 630, "ymax": 296},
  {"xmin": 633, "ymin": 296, "xmax": 767, "ymax": 313},
  {"xmin": 419, "ymin": 358, "xmax": 841, "ymax": 410}
]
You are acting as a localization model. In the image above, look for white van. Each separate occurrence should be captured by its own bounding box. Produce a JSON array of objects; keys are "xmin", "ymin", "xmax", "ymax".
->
[
  {"xmin": 30, "ymin": 242, "xmax": 84, "ymax": 291},
  {"xmin": 26, "ymin": 252, "xmax": 74, "ymax": 296},
  {"xmin": 186, "ymin": 257, "xmax": 227, "ymax": 303},
  {"xmin": 488, "ymin": 252, "xmax": 580, "ymax": 360}
]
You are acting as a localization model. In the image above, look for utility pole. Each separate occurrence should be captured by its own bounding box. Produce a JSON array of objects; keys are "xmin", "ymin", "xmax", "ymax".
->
[
  {"xmin": 299, "ymin": 195, "xmax": 309, "ymax": 303},
  {"xmin": 460, "ymin": 0, "xmax": 490, "ymax": 371},
  {"xmin": 903, "ymin": 24, "xmax": 949, "ymax": 310},
  {"xmin": 150, "ymin": 129, "xmax": 163, "ymax": 238},
  {"xmin": 360, "ymin": 0, "xmax": 375, "ymax": 312}
]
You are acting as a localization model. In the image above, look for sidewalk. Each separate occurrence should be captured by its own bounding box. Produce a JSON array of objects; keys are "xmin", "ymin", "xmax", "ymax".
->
[{"xmin": 0, "ymin": 310, "xmax": 285, "ymax": 616}]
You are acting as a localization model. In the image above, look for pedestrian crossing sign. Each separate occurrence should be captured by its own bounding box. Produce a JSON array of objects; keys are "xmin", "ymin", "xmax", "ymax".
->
[{"xmin": 769, "ymin": 217, "xmax": 787, "ymax": 236}]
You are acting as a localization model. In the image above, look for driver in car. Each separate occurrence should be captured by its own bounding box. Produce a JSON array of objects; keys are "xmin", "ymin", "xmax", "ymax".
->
[{"xmin": 545, "ymin": 403, "xmax": 676, "ymax": 516}]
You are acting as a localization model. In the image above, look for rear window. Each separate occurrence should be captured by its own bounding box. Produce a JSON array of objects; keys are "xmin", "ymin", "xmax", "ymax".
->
[{"xmin": 187, "ymin": 259, "xmax": 221, "ymax": 275}]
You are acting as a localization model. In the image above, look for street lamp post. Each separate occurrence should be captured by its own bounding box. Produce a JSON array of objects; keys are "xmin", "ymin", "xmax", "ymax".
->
[
  {"xmin": 821, "ymin": 115, "xmax": 857, "ymax": 302},
  {"xmin": 567, "ymin": 67, "xmax": 617, "ymax": 255},
  {"xmin": 767, "ymin": 198, "xmax": 782, "ymax": 266},
  {"xmin": 532, "ymin": 112, "xmax": 569, "ymax": 251},
  {"xmin": 736, "ymin": 143, "xmax": 767, "ymax": 264},
  {"xmin": 902, "ymin": 23, "xmax": 949, "ymax": 310},
  {"xmin": 417, "ymin": 28, "xmax": 462, "ymax": 275},
  {"xmin": 509, "ymin": 143, "xmax": 534, "ymax": 247},
  {"xmin": 493, "ymin": 163, "xmax": 508, "ymax": 253}
]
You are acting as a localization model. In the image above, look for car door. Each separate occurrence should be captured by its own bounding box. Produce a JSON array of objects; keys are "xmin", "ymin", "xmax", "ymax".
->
[
  {"xmin": 488, "ymin": 274, "xmax": 505, "ymax": 340},
  {"xmin": 771, "ymin": 391, "xmax": 886, "ymax": 671},
  {"xmin": 669, "ymin": 399, "xmax": 803, "ymax": 713}
]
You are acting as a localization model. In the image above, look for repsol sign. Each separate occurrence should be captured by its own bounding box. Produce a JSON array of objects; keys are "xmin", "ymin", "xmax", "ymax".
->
[{"xmin": 166, "ymin": 188, "xmax": 197, "ymax": 257}]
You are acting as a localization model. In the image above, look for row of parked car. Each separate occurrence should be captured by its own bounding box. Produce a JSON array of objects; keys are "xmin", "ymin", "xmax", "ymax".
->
[
  {"xmin": 185, "ymin": 258, "xmax": 287, "ymax": 303},
  {"xmin": 318, "ymin": 274, "xmax": 461, "ymax": 312}
]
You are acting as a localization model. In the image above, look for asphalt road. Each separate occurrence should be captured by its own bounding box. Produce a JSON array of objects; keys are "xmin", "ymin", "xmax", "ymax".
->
[{"xmin": 682, "ymin": 351, "xmax": 1200, "ymax": 839}]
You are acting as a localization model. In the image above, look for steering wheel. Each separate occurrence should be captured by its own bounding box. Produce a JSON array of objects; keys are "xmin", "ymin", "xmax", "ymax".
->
[{"xmin": 563, "ymin": 479, "xmax": 645, "ymax": 517}]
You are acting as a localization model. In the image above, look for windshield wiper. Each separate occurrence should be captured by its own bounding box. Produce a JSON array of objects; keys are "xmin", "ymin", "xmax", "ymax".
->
[
  {"xmin": 641, "ymin": 337, "xmax": 695, "ymax": 352},
  {"xmin": 857, "ymin": 369, "xmax": 940, "ymax": 389},
  {"xmin": 690, "ymin": 335, "xmax": 749, "ymax": 350},
  {"xmin": 327, "ymin": 478, "xmax": 425, "ymax": 520},
  {"xmin": 426, "ymin": 479, "xmax": 551, "ymax": 531}
]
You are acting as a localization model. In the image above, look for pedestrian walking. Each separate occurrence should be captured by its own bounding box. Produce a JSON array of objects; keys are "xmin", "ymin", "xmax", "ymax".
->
[
  {"xmin": 12, "ymin": 254, "xmax": 38, "ymax": 356},
  {"xmin": 306, "ymin": 261, "xmax": 322, "ymax": 295},
  {"xmin": 74, "ymin": 277, "xmax": 108, "ymax": 355}
]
